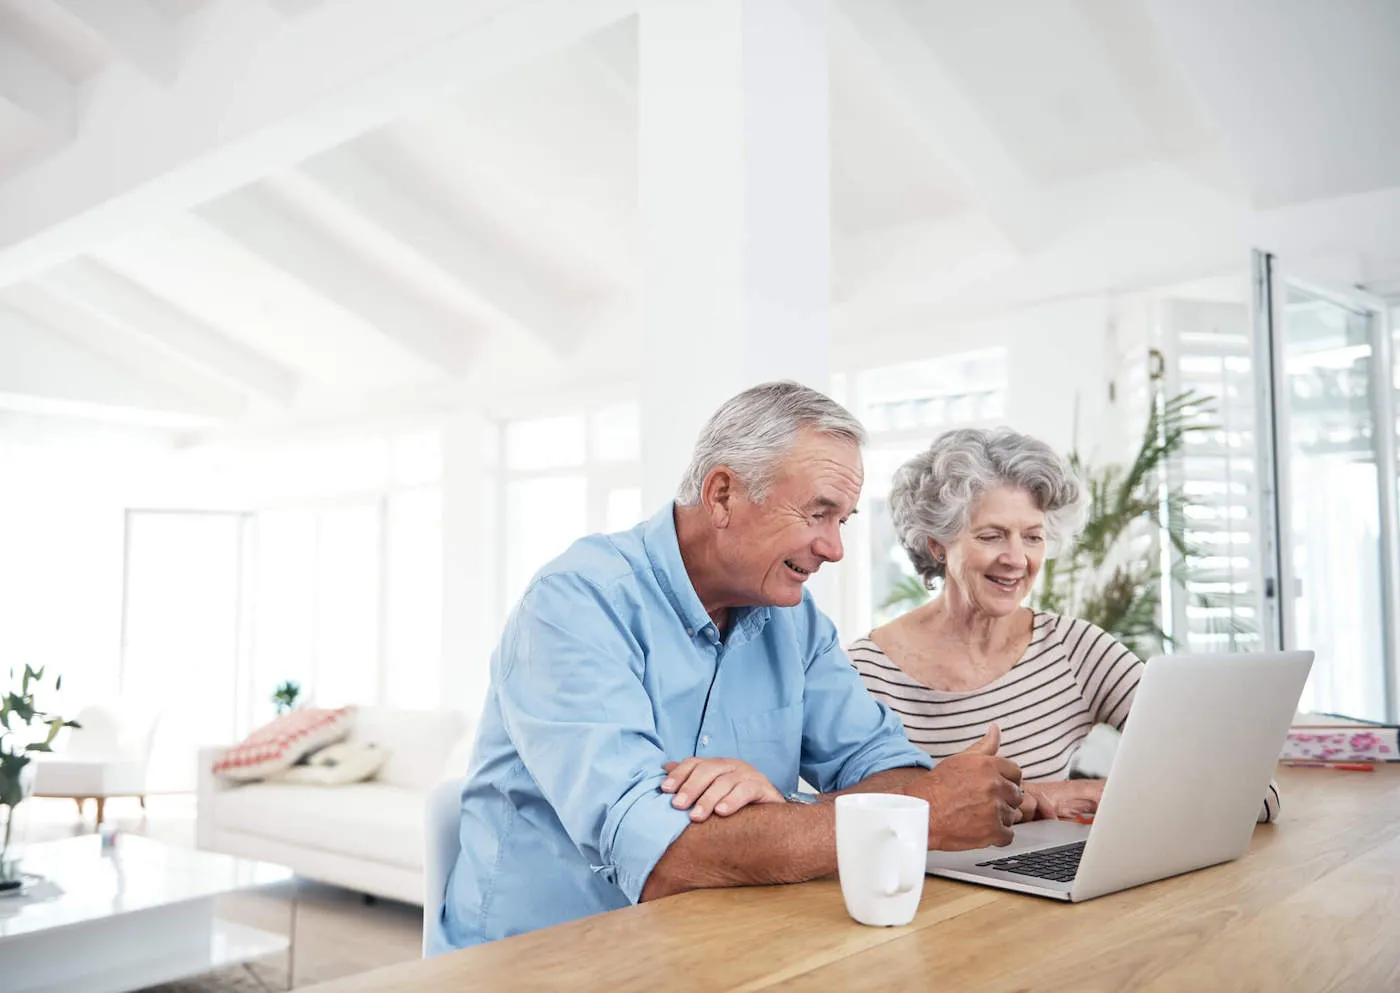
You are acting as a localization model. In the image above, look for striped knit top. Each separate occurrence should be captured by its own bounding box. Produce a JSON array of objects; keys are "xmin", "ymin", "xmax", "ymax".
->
[{"xmin": 849, "ymin": 611, "xmax": 1280, "ymax": 823}]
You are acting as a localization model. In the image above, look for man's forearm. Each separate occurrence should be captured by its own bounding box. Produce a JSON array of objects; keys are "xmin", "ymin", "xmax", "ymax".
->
[
  {"xmin": 820, "ymin": 766, "xmax": 925, "ymax": 799},
  {"xmin": 639, "ymin": 765, "xmax": 927, "ymax": 901},
  {"xmin": 640, "ymin": 799, "xmax": 836, "ymax": 901}
]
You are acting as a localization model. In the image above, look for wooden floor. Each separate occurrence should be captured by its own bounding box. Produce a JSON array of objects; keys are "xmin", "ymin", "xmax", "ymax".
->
[{"xmin": 22, "ymin": 795, "xmax": 422, "ymax": 991}]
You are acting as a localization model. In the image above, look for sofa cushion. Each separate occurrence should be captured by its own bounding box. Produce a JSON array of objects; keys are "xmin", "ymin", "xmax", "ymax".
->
[
  {"xmin": 349, "ymin": 707, "xmax": 470, "ymax": 791},
  {"xmin": 212, "ymin": 707, "xmax": 353, "ymax": 782},
  {"xmin": 213, "ymin": 781, "xmax": 425, "ymax": 870}
]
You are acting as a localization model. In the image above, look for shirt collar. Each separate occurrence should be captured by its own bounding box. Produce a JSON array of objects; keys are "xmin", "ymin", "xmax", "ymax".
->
[{"xmin": 642, "ymin": 504, "xmax": 771, "ymax": 641}]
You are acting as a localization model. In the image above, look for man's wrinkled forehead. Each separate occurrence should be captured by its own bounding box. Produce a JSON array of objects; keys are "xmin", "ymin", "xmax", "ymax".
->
[{"xmin": 781, "ymin": 438, "xmax": 863, "ymax": 508}]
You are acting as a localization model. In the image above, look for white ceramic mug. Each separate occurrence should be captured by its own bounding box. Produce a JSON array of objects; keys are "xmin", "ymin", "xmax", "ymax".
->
[{"xmin": 835, "ymin": 793, "xmax": 929, "ymax": 927}]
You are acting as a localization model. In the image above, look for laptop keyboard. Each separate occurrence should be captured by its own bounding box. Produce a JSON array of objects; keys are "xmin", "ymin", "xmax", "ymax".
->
[{"xmin": 975, "ymin": 841, "xmax": 1086, "ymax": 883}]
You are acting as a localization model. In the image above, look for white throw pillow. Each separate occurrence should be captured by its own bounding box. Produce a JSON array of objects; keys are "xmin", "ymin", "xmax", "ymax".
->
[{"xmin": 272, "ymin": 741, "xmax": 390, "ymax": 786}]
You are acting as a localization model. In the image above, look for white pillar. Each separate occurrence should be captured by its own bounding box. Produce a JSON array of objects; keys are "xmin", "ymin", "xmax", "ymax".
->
[
  {"xmin": 441, "ymin": 409, "xmax": 498, "ymax": 720},
  {"xmin": 639, "ymin": 0, "xmax": 831, "ymax": 510}
]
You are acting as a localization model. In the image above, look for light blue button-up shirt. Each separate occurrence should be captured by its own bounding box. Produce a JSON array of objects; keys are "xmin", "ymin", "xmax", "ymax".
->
[{"xmin": 430, "ymin": 505, "xmax": 932, "ymax": 952}]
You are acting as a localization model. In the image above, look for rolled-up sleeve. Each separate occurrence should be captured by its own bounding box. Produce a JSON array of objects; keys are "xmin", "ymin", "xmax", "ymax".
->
[
  {"xmin": 798, "ymin": 611, "xmax": 933, "ymax": 792},
  {"xmin": 497, "ymin": 575, "xmax": 691, "ymax": 904}
]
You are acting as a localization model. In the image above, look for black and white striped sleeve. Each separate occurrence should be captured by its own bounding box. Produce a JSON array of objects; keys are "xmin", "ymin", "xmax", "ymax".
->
[{"xmin": 1065, "ymin": 621, "xmax": 1145, "ymax": 729}]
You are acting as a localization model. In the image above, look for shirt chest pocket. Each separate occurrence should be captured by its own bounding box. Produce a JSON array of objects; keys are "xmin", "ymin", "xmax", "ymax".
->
[
  {"xmin": 729, "ymin": 702, "xmax": 803, "ymax": 790},
  {"xmin": 729, "ymin": 701, "xmax": 803, "ymax": 743}
]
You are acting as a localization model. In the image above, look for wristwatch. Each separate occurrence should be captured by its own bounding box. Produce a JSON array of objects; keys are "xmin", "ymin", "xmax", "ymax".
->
[{"xmin": 785, "ymin": 791, "xmax": 821, "ymax": 805}]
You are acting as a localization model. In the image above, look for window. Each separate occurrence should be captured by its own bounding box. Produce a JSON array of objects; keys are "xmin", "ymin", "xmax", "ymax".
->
[
  {"xmin": 835, "ymin": 350, "xmax": 1009, "ymax": 640},
  {"xmin": 498, "ymin": 402, "xmax": 641, "ymax": 622},
  {"xmin": 605, "ymin": 487, "xmax": 643, "ymax": 532},
  {"xmin": 505, "ymin": 476, "xmax": 588, "ymax": 603},
  {"xmin": 591, "ymin": 403, "xmax": 641, "ymax": 463},
  {"xmin": 121, "ymin": 511, "xmax": 247, "ymax": 791},
  {"xmin": 247, "ymin": 490, "xmax": 443, "ymax": 720},
  {"xmin": 0, "ymin": 470, "xmax": 123, "ymax": 719},
  {"xmin": 232, "ymin": 427, "xmax": 447, "ymax": 726},
  {"xmin": 249, "ymin": 509, "xmax": 317, "ymax": 724},
  {"xmin": 1161, "ymin": 300, "xmax": 1266, "ymax": 653},
  {"xmin": 506, "ymin": 416, "xmax": 586, "ymax": 471},
  {"xmin": 384, "ymin": 488, "xmax": 444, "ymax": 709},
  {"xmin": 310, "ymin": 504, "xmax": 381, "ymax": 708}
]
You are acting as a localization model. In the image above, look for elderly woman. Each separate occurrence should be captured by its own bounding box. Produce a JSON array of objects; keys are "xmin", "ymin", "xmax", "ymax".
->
[{"xmin": 848, "ymin": 427, "xmax": 1280, "ymax": 824}]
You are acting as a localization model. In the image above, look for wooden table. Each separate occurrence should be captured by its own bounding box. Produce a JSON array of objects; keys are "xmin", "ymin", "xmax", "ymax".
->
[{"xmin": 306, "ymin": 765, "xmax": 1400, "ymax": 992}]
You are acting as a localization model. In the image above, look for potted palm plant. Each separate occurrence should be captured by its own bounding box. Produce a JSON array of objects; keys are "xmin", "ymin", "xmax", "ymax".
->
[
  {"xmin": 1032, "ymin": 391, "xmax": 1213, "ymax": 657},
  {"xmin": 271, "ymin": 680, "xmax": 302, "ymax": 716},
  {"xmin": 1, "ymin": 665, "xmax": 79, "ymax": 884}
]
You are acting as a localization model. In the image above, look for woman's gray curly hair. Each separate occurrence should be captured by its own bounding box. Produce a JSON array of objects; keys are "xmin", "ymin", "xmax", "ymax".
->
[{"xmin": 890, "ymin": 427, "xmax": 1086, "ymax": 588}]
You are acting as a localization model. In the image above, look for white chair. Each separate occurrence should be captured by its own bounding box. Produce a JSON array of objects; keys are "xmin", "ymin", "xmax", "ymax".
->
[
  {"xmin": 423, "ymin": 777, "xmax": 466, "ymax": 957},
  {"xmin": 31, "ymin": 704, "xmax": 160, "ymax": 825}
]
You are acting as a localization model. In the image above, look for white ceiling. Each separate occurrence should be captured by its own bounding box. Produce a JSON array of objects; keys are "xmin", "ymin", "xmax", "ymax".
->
[{"xmin": 0, "ymin": 0, "xmax": 1398, "ymax": 443}]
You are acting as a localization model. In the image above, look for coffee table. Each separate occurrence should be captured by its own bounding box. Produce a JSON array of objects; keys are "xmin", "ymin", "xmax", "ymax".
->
[{"xmin": 0, "ymin": 834, "xmax": 294, "ymax": 993}]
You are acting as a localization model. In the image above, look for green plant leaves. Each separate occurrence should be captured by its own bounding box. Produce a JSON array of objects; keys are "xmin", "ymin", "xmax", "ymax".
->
[
  {"xmin": 1031, "ymin": 389, "xmax": 1233, "ymax": 655},
  {"xmin": 0, "ymin": 751, "xmax": 31, "ymax": 808},
  {"xmin": 881, "ymin": 575, "xmax": 931, "ymax": 612},
  {"xmin": 1, "ymin": 666, "xmax": 75, "ymax": 828}
]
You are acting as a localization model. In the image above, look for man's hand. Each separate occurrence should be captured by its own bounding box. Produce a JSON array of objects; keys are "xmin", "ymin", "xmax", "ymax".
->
[
  {"xmin": 1023, "ymin": 779, "xmax": 1104, "ymax": 821},
  {"xmin": 903, "ymin": 725, "xmax": 1023, "ymax": 850},
  {"xmin": 661, "ymin": 757, "xmax": 786, "ymax": 822}
]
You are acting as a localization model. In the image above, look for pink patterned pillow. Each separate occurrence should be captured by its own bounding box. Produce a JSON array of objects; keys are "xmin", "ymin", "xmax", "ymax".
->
[{"xmin": 212, "ymin": 707, "xmax": 354, "ymax": 782}]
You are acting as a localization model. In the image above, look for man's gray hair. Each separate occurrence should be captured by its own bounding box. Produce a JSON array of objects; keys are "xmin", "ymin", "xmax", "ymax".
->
[
  {"xmin": 890, "ymin": 427, "xmax": 1085, "ymax": 587},
  {"xmin": 676, "ymin": 381, "xmax": 866, "ymax": 505}
]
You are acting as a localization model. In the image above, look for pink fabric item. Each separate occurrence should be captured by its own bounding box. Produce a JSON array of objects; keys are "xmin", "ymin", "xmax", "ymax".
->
[{"xmin": 212, "ymin": 707, "xmax": 354, "ymax": 782}]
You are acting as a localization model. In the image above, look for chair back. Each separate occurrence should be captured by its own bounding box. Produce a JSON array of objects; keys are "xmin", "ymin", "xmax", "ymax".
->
[
  {"xmin": 64, "ymin": 704, "xmax": 160, "ymax": 764},
  {"xmin": 423, "ymin": 777, "xmax": 465, "ymax": 957},
  {"xmin": 63, "ymin": 705, "xmax": 123, "ymax": 756}
]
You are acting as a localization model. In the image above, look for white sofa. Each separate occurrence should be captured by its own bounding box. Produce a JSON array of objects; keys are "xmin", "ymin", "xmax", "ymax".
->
[{"xmin": 197, "ymin": 707, "xmax": 474, "ymax": 905}]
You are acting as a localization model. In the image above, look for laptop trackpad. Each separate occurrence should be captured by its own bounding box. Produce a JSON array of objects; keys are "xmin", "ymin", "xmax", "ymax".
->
[{"xmin": 925, "ymin": 819, "xmax": 1090, "ymax": 873}]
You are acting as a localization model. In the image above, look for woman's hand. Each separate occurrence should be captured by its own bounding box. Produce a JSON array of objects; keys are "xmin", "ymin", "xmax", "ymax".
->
[
  {"xmin": 661, "ymin": 757, "xmax": 786, "ymax": 822},
  {"xmin": 1022, "ymin": 779, "xmax": 1105, "ymax": 821}
]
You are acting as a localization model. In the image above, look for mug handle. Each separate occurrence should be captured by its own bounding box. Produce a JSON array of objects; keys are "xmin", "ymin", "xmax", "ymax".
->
[{"xmin": 877, "ymin": 826, "xmax": 923, "ymax": 897}]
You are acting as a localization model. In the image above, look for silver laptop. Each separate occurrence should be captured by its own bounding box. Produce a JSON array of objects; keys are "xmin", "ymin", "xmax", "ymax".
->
[{"xmin": 924, "ymin": 650, "xmax": 1314, "ymax": 902}]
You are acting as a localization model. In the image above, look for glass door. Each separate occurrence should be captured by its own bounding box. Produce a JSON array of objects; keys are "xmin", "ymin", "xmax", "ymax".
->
[{"xmin": 1254, "ymin": 252, "xmax": 1398, "ymax": 722}]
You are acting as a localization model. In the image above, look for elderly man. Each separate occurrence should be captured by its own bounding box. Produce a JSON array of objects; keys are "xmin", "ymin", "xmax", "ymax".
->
[{"xmin": 430, "ymin": 382, "xmax": 1023, "ymax": 951}]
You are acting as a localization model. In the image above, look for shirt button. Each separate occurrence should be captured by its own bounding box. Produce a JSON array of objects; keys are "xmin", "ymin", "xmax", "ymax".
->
[
  {"xmin": 700, "ymin": 735, "xmax": 710, "ymax": 747},
  {"xmin": 685, "ymin": 627, "xmax": 694, "ymax": 636}
]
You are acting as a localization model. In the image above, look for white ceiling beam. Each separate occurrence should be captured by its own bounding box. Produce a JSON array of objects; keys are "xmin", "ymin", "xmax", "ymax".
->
[
  {"xmin": 0, "ymin": 391, "xmax": 217, "ymax": 429},
  {"xmin": 36, "ymin": 258, "xmax": 300, "ymax": 405},
  {"xmin": 301, "ymin": 149, "xmax": 581, "ymax": 358},
  {"xmin": 0, "ymin": 31, "xmax": 76, "ymax": 140},
  {"xmin": 266, "ymin": 0, "xmax": 327, "ymax": 17},
  {"xmin": 174, "ymin": 376, "xmax": 467, "ymax": 449},
  {"xmin": 198, "ymin": 185, "xmax": 478, "ymax": 377},
  {"xmin": 580, "ymin": 16, "xmax": 636, "ymax": 105},
  {"xmin": 50, "ymin": 0, "xmax": 181, "ymax": 84},
  {"xmin": 828, "ymin": 0, "xmax": 1047, "ymax": 250},
  {"xmin": 377, "ymin": 119, "xmax": 635, "ymax": 289},
  {"xmin": 1, "ymin": 282, "xmax": 249, "ymax": 419},
  {"xmin": 0, "ymin": 304, "xmax": 223, "ymax": 426},
  {"xmin": 0, "ymin": 0, "xmax": 638, "ymax": 286}
]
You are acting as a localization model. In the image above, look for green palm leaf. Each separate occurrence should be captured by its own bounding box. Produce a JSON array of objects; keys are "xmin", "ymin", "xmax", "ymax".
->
[{"xmin": 1032, "ymin": 389, "xmax": 1223, "ymax": 656}]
